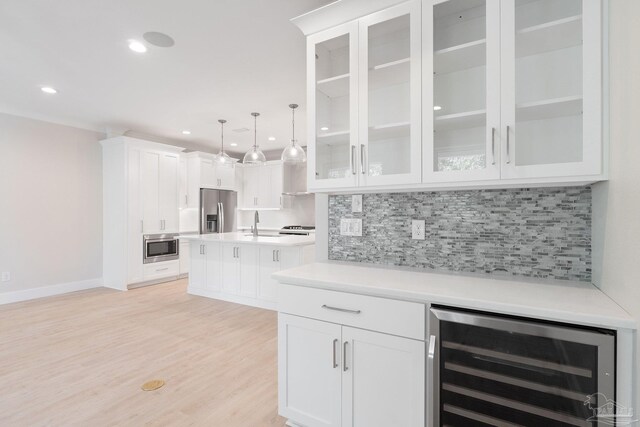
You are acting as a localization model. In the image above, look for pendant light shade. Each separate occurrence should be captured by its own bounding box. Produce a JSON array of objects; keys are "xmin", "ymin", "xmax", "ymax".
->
[
  {"xmin": 214, "ymin": 119, "xmax": 233, "ymax": 164},
  {"xmin": 243, "ymin": 112, "xmax": 266, "ymax": 165},
  {"xmin": 281, "ymin": 104, "xmax": 307, "ymax": 164}
]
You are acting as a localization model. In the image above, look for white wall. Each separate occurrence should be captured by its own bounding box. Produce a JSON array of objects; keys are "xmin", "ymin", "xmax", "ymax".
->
[
  {"xmin": 237, "ymin": 195, "xmax": 315, "ymax": 229},
  {"xmin": 0, "ymin": 113, "xmax": 103, "ymax": 298},
  {"xmin": 592, "ymin": 0, "xmax": 640, "ymax": 414}
]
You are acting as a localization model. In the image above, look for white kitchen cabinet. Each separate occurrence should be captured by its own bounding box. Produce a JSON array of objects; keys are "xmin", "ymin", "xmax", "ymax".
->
[
  {"xmin": 278, "ymin": 313, "xmax": 342, "ymax": 427},
  {"xmin": 179, "ymin": 158, "xmax": 188, "ymax": 209},
  {"xmin": 143, "ymin": 260, "xmax": 179, "ymax": 282},
  {"xmin": 221, "ymin": 243, "xmax": 258, "ymax": 297},
  {"xmin": 240, "ymin": 162, "xmax": 283, "ymax": 209},
  {"xmin": 296, "ymin": 0, "xmax": 606, "ymax": 192},
  {"xmin": 179, "ymin": 239, "xmax": 190, "ymax": 277},
  {"xmin": 102, "ymin": 136, "xmax": 184, "ymax": 291},
  {"xmin": 184, "ymin": 152, "xmax": 237, "ymax": 210},
  {"xmin": 425, "ymin": 0, "xmax": 602, "ymax": 183},
  {"xmin": 278, "ymin": 309, "xmax": 425, "ymax": 427},
  {"xmin": 341, "ymin": 326, "xmax": 425, "ymax": 427},
  {"xmin": 258, "ymin": 246, "xmax": 300, "ymax": 302},
  {"xmin": 187, "ymin": 239, "xmax": 315, "ymax": 310},
  {"xmin": 308, "ymin": 3, "xmax": 422, "ymax": 191},
  {"xmin": 189, "ymin": 240, "xmax": 222, "ymax": 291}
]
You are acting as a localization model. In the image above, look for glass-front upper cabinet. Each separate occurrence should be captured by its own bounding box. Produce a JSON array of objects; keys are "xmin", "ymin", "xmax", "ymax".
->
[
  {"xmin": 501, "ymin": 0, "xmax": 602, "ymax": 179},
  {"xmin": 358, "ymin": 1, "xmax": 422, "ymax": 186},
  {"xmin": 423, "ymin": 0, "xmax": 501, "ymax": 183},
  {"xmin": 308, "ymin": 22, "xmax": 359, "ymax": 190}
]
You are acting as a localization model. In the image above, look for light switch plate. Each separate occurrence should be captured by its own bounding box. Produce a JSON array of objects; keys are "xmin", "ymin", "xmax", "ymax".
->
[
  {"xmin": 352, "ymin": 195, "xmax": 363, "ymax": 213},
  {"xmin": 340, "ymin": 218, "xmax": 362, "ymax": 237},
  {"xmin": 412, "ymin": 220, "xmax": 425, "ymax": 240}
]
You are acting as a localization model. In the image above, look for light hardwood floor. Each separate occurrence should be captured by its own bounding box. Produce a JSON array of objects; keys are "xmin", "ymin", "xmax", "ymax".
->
[{"xmin": 0, "ymin": 279, "xmax": 287, "ymax": 426}]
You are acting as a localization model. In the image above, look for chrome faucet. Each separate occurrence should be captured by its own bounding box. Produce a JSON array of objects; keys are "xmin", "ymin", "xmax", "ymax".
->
[{"xmin": 253, "ymin": 210, "xmax": 260, "ymax": 237}]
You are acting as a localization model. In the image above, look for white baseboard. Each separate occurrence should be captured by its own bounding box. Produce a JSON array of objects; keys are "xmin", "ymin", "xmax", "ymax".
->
[
  {"xmin": 188, "ymin": 286, "xmax": 277, "ymax": 311},
  {"xmin": 0, "ymin": 278, "xmax": 103, "ymax": 305}
]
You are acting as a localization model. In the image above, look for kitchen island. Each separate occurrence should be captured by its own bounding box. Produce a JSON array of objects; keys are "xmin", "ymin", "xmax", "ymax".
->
[{"xmin": 180, "ymin": 232, "xmax": 315, "ymax": 310}]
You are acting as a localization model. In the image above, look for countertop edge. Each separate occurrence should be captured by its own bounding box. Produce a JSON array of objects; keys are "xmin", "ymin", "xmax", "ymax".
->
[
  {"xmin": 178, "ymin": 234, "xmax": 315, "ymax": 247},
  {"xmin": 272, "ymin": 269, "xmax": 637, "ymax": 331}
]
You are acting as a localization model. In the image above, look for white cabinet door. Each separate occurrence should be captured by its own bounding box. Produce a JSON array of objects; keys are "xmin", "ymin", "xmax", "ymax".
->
[
  {"xmin": 159, "ymin": 153, "xmax": 179, "ymax": 233},
  {"xmin": 270, "ymin": 163, "xmax": 283, "ymax": 209},
  {"xmin": 423, "ymin": 0, "xmax": 502, "ymax": 183},
  {"xmin": 141, "ymin": 151, "xmax": 161, "ymax": 233},
  {"xmin": 342, "ymin": 327, "xmax": 425, "ymax": 427},
  {"xmin": 221, "ymin": 243, "xmax": 239, "ymax": 294},
  {"xmin": 242, "ymin": 165, "xmax": 260, "ymax": 208},
  {"xmin": 238, "ymin": 245, "xmax": 258, "ymax": 298},
  {"xmin": 186, "ymin": 157, "xmax": 201, "ymax": 209},
  {"xmin": 204, "ymin": 242, "xmax": 222, "ymax": 291},
  {"xmin": 127, "ymin": 148, "xmax": 143, "ymax": 283},
  {"xmin": 258, "ymin": 246, "xmax": 281, "ymax": 302},
  {"xmin": 201, "ymin": 159, "xmax": 216, "ymax": 189},
  {"xmin": 308, "ymin": 22, "xmax": 360, "ymax": 190},
  {"xmin": 359, "ymin": 1, "xmax": 422, "ymax": 187},
  {"xmin": 215, "ymin": 162, "xmax": 236, "ymax": 190},
  {"xmin": 257, "ymin": 165, "xmax": 272, "ymax": 208},
  {"xmin": 189, "ymin": 241, "xmax": 206, "ymax": 289},
  {"xmin": 179, "ymin": 158, "xmax": 188, "ymax": 209},
  {"xmin": 179, "ymin": 240, "xmax": 190, "ymax": 275},
  {"xmin": 500, "ymin": 0, "xmax": 601, "ymax": 179},
  {"xmin": 278, "ymin": 314, "xmax": 342, "ymax": 427}
]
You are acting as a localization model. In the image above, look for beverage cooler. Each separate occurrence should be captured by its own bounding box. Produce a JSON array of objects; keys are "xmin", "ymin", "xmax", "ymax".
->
[{"xmin": 428, "ymin": 307, "xmax": 616, "ymax": 427}]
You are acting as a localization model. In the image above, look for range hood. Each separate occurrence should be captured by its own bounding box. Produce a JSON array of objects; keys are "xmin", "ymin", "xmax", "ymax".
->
[{"xmin": 282, "ymin": 162, "xmax": 311, "ymax": 196}]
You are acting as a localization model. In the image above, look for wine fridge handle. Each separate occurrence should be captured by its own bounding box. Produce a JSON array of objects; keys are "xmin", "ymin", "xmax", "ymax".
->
[{"xmin": 427, "ymin": 334, "xmax": 437, "ymax": 427}]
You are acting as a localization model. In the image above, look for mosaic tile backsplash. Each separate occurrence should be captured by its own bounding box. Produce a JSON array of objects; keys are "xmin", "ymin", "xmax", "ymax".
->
[{"xmin": 328, "ymin": 187, "xmax": 592, "ymax": 282}]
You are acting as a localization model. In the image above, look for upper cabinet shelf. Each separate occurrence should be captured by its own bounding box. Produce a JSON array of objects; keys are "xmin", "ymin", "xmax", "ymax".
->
[
  {"xmin": 435, "ymin": 39, "xmax": 486, "ymax": 74},
  {"xmin": 515, "ymin": 95, "xmax": 583, "ymax": 122},
  {"xmin": 516, "ymin": 15, "xmax": 583, "ymax": 58},
  {"xmin": 316, "ymin": 73, "xmax": 350, "ymax": 98}
]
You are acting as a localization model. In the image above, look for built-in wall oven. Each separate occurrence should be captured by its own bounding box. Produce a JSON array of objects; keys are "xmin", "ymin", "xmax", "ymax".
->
[
  {"xmin": 428, "ymin": 306, "xmax": 616, "ymax": 427},
  {"xmin": 143, "ymin": 233, "xmax": 179, "ymax": 264}
]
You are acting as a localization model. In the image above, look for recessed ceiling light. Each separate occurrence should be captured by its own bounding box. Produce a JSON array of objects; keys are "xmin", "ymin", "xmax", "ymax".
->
[
  {"xmin": 41, "ymin": 86, "xmax": 57, "ymax": 94},
  {"xmin": 230, "ymin": 143, "xmax": 238, "ymax": 147},
  {"xmin": 268, "ymin": 136, "xmax": 276, "ymax": 141},
  {"xmin": 320, "ymin": 126, "xmax": 329, "ymax": 131},
  {"xmin": 182, "ymin": 130, "xmax": 191, "ymax": 135},
  {"xmin": 143, "ymin": 32, "xmax": 175, "ymax": 48},
  {"xmin": 433, "ymin": 105, "xmax": 442, "ymax": 111},
  {"xmin": 128, "ymin": 40, "xmax": 147, "ymax": 53}
]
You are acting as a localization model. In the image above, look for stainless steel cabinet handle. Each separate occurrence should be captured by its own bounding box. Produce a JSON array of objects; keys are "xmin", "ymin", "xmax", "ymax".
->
[
  {"xmin": 321, "ymin": 304, "xmax": 361, "ymax": 314},
  {"xmin": 332, "ymin": 338, "xmax": 339, "ymax": 369},
  {"xmin": 156, "ymin": 267, "xmax": 169, "ymax": 272},
  {"xmin": 427, "ymin": 335, "xmax": 437, "ymax": 427},
  {"xmin": 236, "ymin": 247, "xmax": 239, "ymax": 258},
  {"xmin": 506, "ymin": 125, "xmax": 511, "ymax": 164},
  {"xmin": 343, "ymin": 341, "xmax": 349, "ymax": 372},
  {"xmin": 202, "ymin": 244, "xmax": 206, "ymax": 255},
  {"xmin": 272, "ymin": 250, "xmax": 275, "ymax": 262},
  {"xmin": 491, "ymin": 127, "xmax": 496, "ymax": 165},
  {"xmin": 276, "ymin": 250, "xmax": 280, "ymax": 262},
  {"xmin": 360, "ymin": 144, "xmax": 366, "ymax": 175},
  {"xmin": 350, "ymin": 145, "xmax": 356, "ymax": 175}
]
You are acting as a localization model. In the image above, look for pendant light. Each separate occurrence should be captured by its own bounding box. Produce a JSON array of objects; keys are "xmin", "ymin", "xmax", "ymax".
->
[
  {"xmin": 214, "ymin": 119, "xmax": 232, "ymax": 164},
  {"xmin": 281, "ymin": 103, "xmax": 307, "ymax": 164},
  {"xmin": 243, "ymin": 112, "xmax": 266, "ymax": 165}
]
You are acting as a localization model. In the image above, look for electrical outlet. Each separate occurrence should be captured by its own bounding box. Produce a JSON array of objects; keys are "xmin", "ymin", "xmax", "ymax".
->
[
  {"xmin": 1, "ymin": 272, "xmax": 10, "ymax": 282},
  {"xmin": 351, "ymin": 195, "xmax": 363, "ymax": 213},
  {"xmin": 412, "ymin": 220, "xmax": 425, "ymax": 240},
  {"xmin": 340, "ymin": 218, "xmax": 362, "ymax": 237}
]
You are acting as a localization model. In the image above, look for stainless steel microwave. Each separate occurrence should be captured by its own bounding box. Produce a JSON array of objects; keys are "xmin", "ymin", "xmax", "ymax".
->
[{"xmin": 143, "ymin": 234, "xmax": 179, "ymax": 264}]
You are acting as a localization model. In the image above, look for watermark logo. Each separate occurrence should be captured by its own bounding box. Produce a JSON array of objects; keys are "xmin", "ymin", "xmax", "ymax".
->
[{"xmin": 584, "ymin": 393, "xmax": 636, "ymax": 426}]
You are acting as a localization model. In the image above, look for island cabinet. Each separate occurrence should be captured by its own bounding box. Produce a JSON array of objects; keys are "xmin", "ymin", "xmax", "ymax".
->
[
  {"xmin": 187, "ymin": 239, "xmax": 315, "ymax": 310},
  {"xmin": 294, "ymin": 0, "xmax": 606, "ymax": 192},
  {"xmin": 278, "ymin": 285, "xmax": 426, "ymax": 427}
]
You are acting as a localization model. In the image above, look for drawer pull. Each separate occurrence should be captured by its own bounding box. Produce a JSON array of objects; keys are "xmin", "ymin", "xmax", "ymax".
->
[
  {"xmin": 332, "ymin": 338, "xmax": 339, "ymax": 369},
  {"xmin": 156, "ymin": 267, "xmax": 169, "ymax": 272},
  {"xmin": 343, "ymin": 341, "xmax": 349, "ymax": 372},
  {"xmin": 321, "ymin": 304, "xmax": 361, "ymax": 314}
]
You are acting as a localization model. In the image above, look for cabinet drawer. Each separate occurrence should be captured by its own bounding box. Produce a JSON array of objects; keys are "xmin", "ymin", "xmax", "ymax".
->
[
  {"xmin": 279, "ymin": 284, "xmax": 425, "ymax": 340},
  {"xmin": 143, "ymin": 260, "xmax": 179, "ymax": 281}
]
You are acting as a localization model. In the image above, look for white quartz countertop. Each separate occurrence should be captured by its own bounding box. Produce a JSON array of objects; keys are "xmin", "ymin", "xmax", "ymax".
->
[
  {"xmin": 179, "ymin": 232, "xmax": 315, "ymax": 247},
  {"xmin": 273, "ymin": 262, "xmax": 636, "ymax": 330}
]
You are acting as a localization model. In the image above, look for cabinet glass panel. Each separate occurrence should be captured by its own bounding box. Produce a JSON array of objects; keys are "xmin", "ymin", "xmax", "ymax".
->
[
  {"xmin": 433, "ymin": 0, "xmax": 487, "ymax": 172},
  {"xmin": 367, "ymin": 14, "xmax": 411, "ymax": 177},
  {"xmin": 514, "ymin": 0, "xmax": 583, "ymax": 166},
  {"xmin": 315, "ymin": 34, "xmax": 351, "ymax": 180}
]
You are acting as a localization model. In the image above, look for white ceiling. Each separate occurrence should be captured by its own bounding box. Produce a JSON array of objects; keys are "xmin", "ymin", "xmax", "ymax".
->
[{"xmin": 0, "ymin": 0, "xmax": 331, "ymax": 153}]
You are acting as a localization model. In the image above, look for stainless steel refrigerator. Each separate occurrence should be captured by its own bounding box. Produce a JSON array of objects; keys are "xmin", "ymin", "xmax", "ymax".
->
[{"xmin": 200, "ymin": 188, "xmax": 237, "ymax": 234}]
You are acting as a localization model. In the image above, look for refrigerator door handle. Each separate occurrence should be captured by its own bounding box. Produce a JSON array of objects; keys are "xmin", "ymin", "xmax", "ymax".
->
[{"xmin": 218, "ymin": 202, "xmax": 224, "ymax": 233}]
